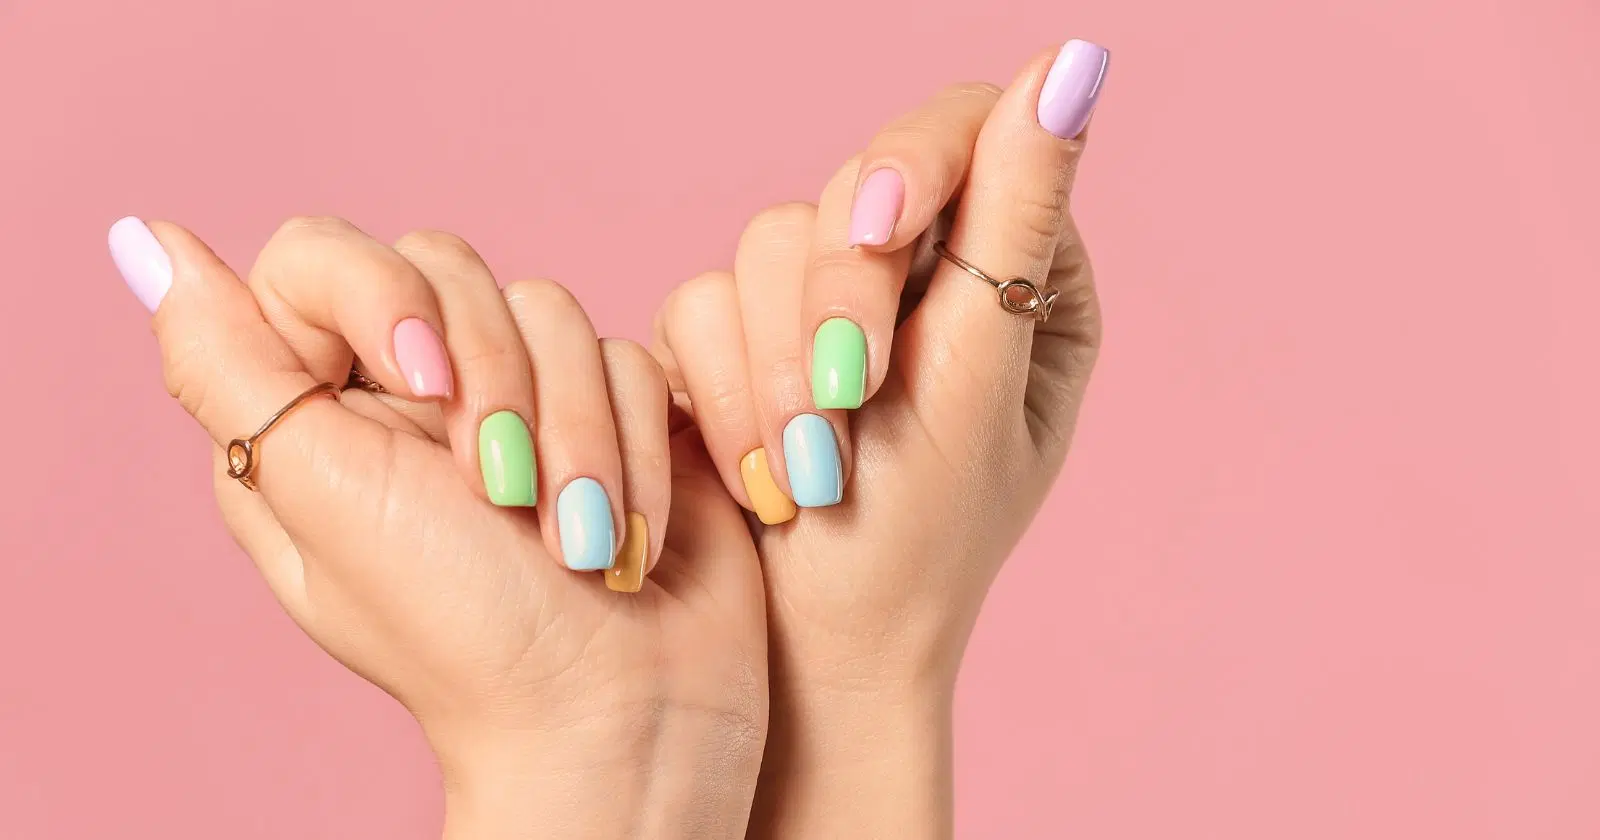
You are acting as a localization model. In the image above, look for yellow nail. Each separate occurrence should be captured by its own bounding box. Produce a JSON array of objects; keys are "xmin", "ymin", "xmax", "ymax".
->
[
  {"xmin": 606, "ymin": 512, "xmax": 648, "ymax": 593},
  {"xmin": 740, "ymin": 448, "xmax": 797, "ymax": 525}
]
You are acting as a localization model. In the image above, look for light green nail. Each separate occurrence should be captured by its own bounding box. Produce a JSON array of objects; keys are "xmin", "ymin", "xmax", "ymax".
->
[
  {"xmin": 478, "ymin": 410, "xmax": 537, "ymax": 506},
  {"xmin": 811, "ymin": 317, "xmax": 867, "ymax": 409}
]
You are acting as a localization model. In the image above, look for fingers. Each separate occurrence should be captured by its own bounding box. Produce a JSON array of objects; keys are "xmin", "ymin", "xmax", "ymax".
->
[
  {"xmin": 249, "ymin": 216, "xmax": 454, "ymax": 401},
  {"xmin": 735, "ymin": 204, "xmax": 851, "ymax": 509},
  {"xmin": 657, "ymin": 272, "xmax": 796, "ymax": 526},
  {"xmin": 109, "ymin": 216, "xmax": 389, "ymax": 561},
  {"xmin": 847, "ymin": 83, "xmax": 1000, "ymax": 251},
  {"xmin": 597, "ymin": 340, "xmax": 672, "ymax": 593},
  {"xmin": 905, "ymin": 40, "xmax": 1108, "ymax": 413},
  {"xmin": 392, "ymin": 231, "xmax": 539, "ymax": 508},
  {"xmin": 503, "ymin": 279, "xmax": 625, "ymax": 572},
  {"xmin": 800, "ymin": 85, "xmax": 1000, "ymax": 411}
]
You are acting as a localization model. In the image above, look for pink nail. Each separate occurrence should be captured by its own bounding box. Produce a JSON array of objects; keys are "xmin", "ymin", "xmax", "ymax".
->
[
  {"xmin": 847, "ymin": 168, "xmax": 906, "ymax": 248},
  {"xmin": 108, "ymin": 217, "xmax": 172, "ymax": 313},
  {"xmin": 1037, "ymin": 39, "xmax": 1110, "ymax": 140},
  {"xmin": 393, "ymin": 318, "xmax": 453, "ymax": 398}
]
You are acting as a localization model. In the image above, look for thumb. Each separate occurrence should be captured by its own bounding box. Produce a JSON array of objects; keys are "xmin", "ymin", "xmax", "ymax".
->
[{"xmin": 110, "ymin": 216, "xmax": 391, "ymax": 543}]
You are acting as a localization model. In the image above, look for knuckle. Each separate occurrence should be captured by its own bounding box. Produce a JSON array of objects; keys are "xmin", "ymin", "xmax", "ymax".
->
[
  {"xmin": 741, "ymin": 201, "xmax": 817, "ymax": 247},
  {"xmin": 394, "ymin": 229, "xmax": 483, "ymax": 264},
  {"xmin": 502, "ymin": 277, "xmax": 582, "ymax": 316},
  {"xmin": 662, "ymin": 271, "xmax": 736, "ymax": 331},
  {"xmin": 268, "ymin": 215, "xmax": 358, "ymax": 247},
  {"xmin": 1005, "ymin": 177, "xmax": 1072, "ymax": 261},
  {"xmin": 600, "ymin": 337, "xmax": 664, "ymax": 379},
  {"xmin": 807, "ymin": 247, "xmax": 864, "ymax": 284}
]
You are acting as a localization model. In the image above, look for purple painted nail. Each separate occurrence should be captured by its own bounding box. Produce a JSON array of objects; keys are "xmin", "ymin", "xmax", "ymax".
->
[
  {"xmin": 1037, "ymin": 40, "xmax": 1110, "ymax": 140},
  {"xmin": 109, "ymin": 217, "xmax": 173, "ymax": 313}
]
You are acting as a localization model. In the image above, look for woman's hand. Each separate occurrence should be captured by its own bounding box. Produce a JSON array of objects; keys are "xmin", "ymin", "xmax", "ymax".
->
[
  {"xmin": 112, "ymin": 217, "xmax": 768, "ymax": 840},
  {"xmin": 651, "ymin": 41, "xmax": 1109, "ymax": 838}
]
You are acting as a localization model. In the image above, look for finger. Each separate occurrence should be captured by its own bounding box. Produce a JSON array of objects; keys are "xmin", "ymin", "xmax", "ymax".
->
[
  {"xmin": 249, "ymin": 216, "xmax": 454, "ymax": 401},
  {"xmin": 597, "ymin": 340, "xmax": 672, "ymax": 593},
  {"xmin": 211, "ymin": 447, "xmax": 308, "ymax": 623},
  {"xmin": 657, "ymin": 272, "xmax": 795, "ymax": 526},
  {"xmin": 734, "ymin": 204, "xmax": 851, "ymax": 509},
  {"xmin": 846, "ymin": 82, "xmax": 999, "ymax": 252},
  {"xmin": 393, "ymin": 231, "xmax": 538, "ymax": 508},
  {"xmin": 109, "ymin": 216, "xmax": 389, "ymax": 592},
  {"xmin": 503, "ymin": 279, "xmax": 624, "ymax": 572},
  {"xmin": 905, "ymin": 40, "xmax": 1108, "ymax": 414}
]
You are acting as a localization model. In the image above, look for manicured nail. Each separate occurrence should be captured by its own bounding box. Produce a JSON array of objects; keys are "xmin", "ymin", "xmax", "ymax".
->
[
  {"xmin": 1037, "ymin": 39, "xmax": 1110, "ymax": 140},
  {"xmin": 782, "ymin": 414, "xmax": 843, "ymax": 508},
  {"xmin": 740, "ymin": 448, "xmax": 797, "ymax": 525},
  {"xmin": 847, "ymin": 168, "xmax": 906, "ymax": 247},
  {"xmin": 812, "ymin": 317, "xmax": 867, "ymax": 410},
  {"xmin": 477, "ymin": 410, "xmax": 537, "ymax": 507},
  {"xmin": 109, "ymin": 217, "xmax": 172, "ymax": 313},
  {"xmin": 607, "ymin": 513, "xmax": 648, "ymax": 593},
  {"xmin": 557, "ymin": 477, "xmax": 617, "ymax": 571},
  {"xmin": 393, "ymin": 318, "xmax": 453, "ymax": 398}
]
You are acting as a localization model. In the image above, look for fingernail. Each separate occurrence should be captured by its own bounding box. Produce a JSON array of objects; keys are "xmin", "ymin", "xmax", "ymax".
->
[
  {"xmin": 478, "ymin": 410, "xmax": 537, "ymax": 507},
  {"xmin": 740, "ymin": 448, "xmax": 797, "ymax": 525},
  {"xmin": 782, "ymin": 414, "xmax": 843, "ymax": 508},
  {"xmin": 1037, "ymin": 39, "xmax": 1110, "ymax": 140},
  {"xmin": 847, "ymin": 168, "xmax": 905, "ymax": 247},
  {"xmin": 393, "ymin": 317, "xmax": 453, "ymax": 399},
  {"xmin": 812, "ymin": 317, "xmax": 867, "ymax": 410},
  {"xmin": 606, "ymin": 513, "xmax": 648, "ymax": 593},
  {"xmin": 557, "ymin": 477, "xmax": 617, "ymax": 571},
  {"xmin": 109, "ymin": 217, "xmax": 172, "ymax": 313}
]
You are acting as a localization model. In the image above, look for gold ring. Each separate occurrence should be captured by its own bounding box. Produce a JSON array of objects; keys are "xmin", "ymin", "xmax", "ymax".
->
[
  {"xmin": 932, "ymin": 240, "xmax": 1060, "ymax": 322},
  {"xmin": 225, "ymin": 382, "xmax": 340, "ymax": 491},
  {"xmin": 345, "ymin": 367, "xmax": 387, "ymax": 394}
]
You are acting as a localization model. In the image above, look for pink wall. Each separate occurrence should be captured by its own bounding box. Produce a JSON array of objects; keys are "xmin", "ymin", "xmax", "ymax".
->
[{"xmin": 3, "ymin": 0, "xmax": 1598, "ymax": 836}]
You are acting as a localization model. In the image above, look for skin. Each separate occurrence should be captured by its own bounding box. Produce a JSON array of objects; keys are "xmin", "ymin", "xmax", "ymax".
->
[
  {"xmin": 652, "ymin": 47, "xmax": 1100, "ymax": 838},
  {"xmin": 138, "ymin": 220, "xmax": 768, "ymax": 839},
  {"xmin": 130, "ymin": 43, "xmax": 1100, "ymax": 840}
]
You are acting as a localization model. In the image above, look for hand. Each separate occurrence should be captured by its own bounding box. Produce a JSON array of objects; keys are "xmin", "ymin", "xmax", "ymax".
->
[
  {"xmin": 651, "ymin": 41, "xmax": 1109, "ymax": 837},
  {"xmin": 111, "ymin": 217, "xmax": 768, "ymax": 839}
]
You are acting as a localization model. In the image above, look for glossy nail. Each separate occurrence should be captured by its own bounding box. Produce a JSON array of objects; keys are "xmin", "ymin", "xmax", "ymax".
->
[
  {"xmin": 812, "ymin": 318, "xmax": 867, "ymax": 409},
  {"xmin": 477, "ymin": 411, "xmax": 536, "ymax": 507},
  {"xmin": 607, "ymin": 513, "xmax": 648, "ymax": 593},
  {"xmin": 847, "ymin": 168, "xmax": 905, "ymax": 247},
  {"xmin": 1037, "ymin": 39, "xmax": 1110, "ymax": 140},
  {"xmin": 393, "ymin": 318, "xmax": 453, "ymax": 398},
  {"xmin": 109, "ymin": 217, "xmax": 172, "ymax": 313},
  {"xmin": 740, "ymin": 448, "xmax": 797, "ymax": 525},
  {"xmin": 557, "ymin": 477, "xmax": 616, "ymax": 571},
  {"xmin": 782, "ymin": 414, "xmax": 843, "ymax": 508}
]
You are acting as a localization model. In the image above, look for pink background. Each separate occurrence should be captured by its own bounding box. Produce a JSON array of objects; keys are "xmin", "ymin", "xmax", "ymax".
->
[{"xmin": 3, "ymin": 0, "xmax": 1598, "ymax": 836}]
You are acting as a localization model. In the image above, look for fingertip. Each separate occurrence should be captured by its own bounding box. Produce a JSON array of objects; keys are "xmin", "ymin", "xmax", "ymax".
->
[{"xmin": 109, "ymin": 216, "xmax": 173, "ymax": 314}]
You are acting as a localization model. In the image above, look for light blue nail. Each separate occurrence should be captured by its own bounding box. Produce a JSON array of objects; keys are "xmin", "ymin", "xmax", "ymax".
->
[
  {"xmin": 557, "ymin": 477, "xmax": 617, "ymax": 571},
  {"xmin": 782, "ymin": 414, "xmax": 843, "ymax": 508}
]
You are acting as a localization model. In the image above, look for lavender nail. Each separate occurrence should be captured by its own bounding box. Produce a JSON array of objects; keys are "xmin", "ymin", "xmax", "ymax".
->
[{"xmin": 1037, "ymin": 40, "xmax": 1110, "ymax": 140}]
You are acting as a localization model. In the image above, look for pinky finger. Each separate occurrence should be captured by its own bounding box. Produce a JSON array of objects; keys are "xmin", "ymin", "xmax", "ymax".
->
[{"xmin": 599, "ymin": 339, "xmax": 672, "ymax": 593}]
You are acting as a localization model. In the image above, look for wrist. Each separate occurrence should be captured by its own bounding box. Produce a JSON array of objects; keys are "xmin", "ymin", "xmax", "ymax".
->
[
  {"xmin": 750, "ymin": 676, "xmax": 955, "ymax": 840},
  {"xmin": 434, "ymin": 702, "xmax": 767, "ymax": 840}
]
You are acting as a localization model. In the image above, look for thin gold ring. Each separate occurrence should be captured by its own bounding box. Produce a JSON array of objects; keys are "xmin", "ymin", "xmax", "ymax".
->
[
  {"xmin": 224, "ymin": 382, "xmax": 340, "ymax": 491},
  {"xmin": 932, "ymin": 240, "xmax": 1060, "ymax": 322},
  {"xmin": 345, "ymin": 367, "xmax": 387, "ymax": 394}
]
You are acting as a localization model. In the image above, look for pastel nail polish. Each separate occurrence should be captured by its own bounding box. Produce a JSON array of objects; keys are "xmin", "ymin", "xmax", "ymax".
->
[
  {"xmin": 740, "ymin": 448, "xmax": 797, "ymax": 525},
  {"xmin": 557, "ymin": 477, "xmax": 617, "ymax": 571},
  {"xmin": 607, "ymin": 512, "xmax": 648, "ymax": 593},
  {"xmin": 393, "ymin": 318, "xmax": 453, "ymax": 398},
  {"xmin": 847, "ymin": 168, "xmax": 906, "ymax": 247},
  {"xmin": 782, "ymin": 414, "xmax": 843, "ymax": 508},
  {"xmin": 1037, "ymin": 39, "xmax": 1110, "ymax": 140},
  {"xmin": 108, "ymin": 217, "xmax": 173, "ymax": 313},
  {"xmin": 812, "ymin": 318, "xmax": 867, "ymax": 410},
  {"xmin": 477, "ymin": 410, "xmax": 537, "ymax": 507}
]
